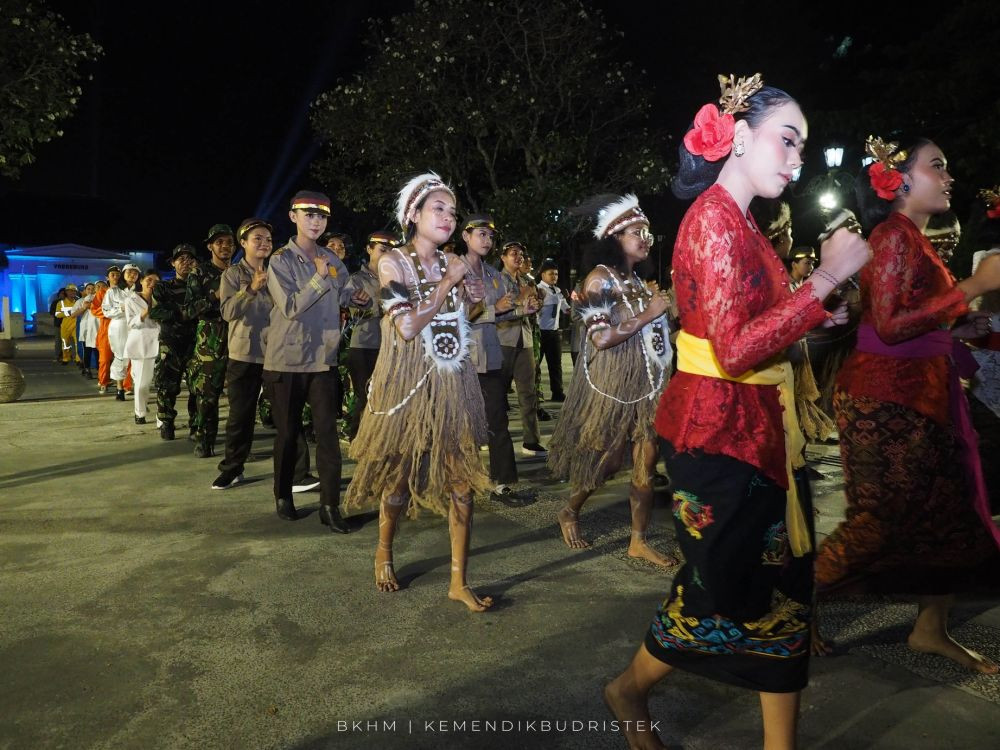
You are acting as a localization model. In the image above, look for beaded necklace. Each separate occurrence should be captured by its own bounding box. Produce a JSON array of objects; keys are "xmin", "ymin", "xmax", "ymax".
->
[
  {"xmin": 580, "ymin": 265, "xmax": 667, "ymax": 404},
  {"xmin": 366, "ymin": 248, "xmax": 468, "ymax": 417}
]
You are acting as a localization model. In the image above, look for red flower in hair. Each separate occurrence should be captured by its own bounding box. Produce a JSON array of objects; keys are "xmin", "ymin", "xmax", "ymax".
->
[
  {"xmin": 987, "ymin": 202, "xmax": 1000, "ymax": 220},
  {"xmin": 683, "ymin": 104, "xmax": 735, "ymax": 162},
  {"xmin": 869, "ymin": 162, "xmax": 904, "ymax": 201}
]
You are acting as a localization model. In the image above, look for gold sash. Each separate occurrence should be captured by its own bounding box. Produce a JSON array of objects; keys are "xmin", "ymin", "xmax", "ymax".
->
[{"xmin": 675, "ymin": 330, "xmax": 812, "ymax": 556}]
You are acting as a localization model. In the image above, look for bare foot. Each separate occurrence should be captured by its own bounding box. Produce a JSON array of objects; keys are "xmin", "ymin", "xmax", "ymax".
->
[
  {"xmin": 374, "ymin": 546, "xmax": 399, "ymax": 593},
  {"xmin": 448, "ymin": 584, "xmax": 494, "ymax": 612},
  {"xmin": 603, "ymin": 678, "xmax": 668, "ymax": 750},
  {"xmin": 558, "ymin": 506, "xmax": 590, "ymax": 549},
  {"xmin": 627, "ymin": 538, "xmax": 678, "ymax": 568},
  {"xmin": 907, "ymin": 631, "xmax": 999, "ymax": 674},
  {"xmin": 811, "ymin": 621, "xmax": 833, "ymax": 656}
]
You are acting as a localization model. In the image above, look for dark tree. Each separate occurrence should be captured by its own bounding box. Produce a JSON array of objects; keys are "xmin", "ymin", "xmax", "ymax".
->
[
  {"xmin": 0, "ymin": 1, "xmax": 102, "ymax": 179},
  {"xmin": 310, "ymin": 0, "xmax": 670, "ymax": 254}
]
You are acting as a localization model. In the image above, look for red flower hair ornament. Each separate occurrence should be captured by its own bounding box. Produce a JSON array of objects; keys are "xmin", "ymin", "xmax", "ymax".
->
[
  {"xmin": 865, "ymin": 135, "xmax": 908, "ymax": 201},
  {"xmin": 979, "ymin": 187, "xmax": 1000, "ymax": 220},
  {"xmin": 684, "ymin": 73, "xmax": 764, "ymax": 162},
  {"xmin": 684, "ymin": 105, "xmax": 735, "ymax": 162},
  {"xmin": 868, "ymin": 162, "xmax": 904, "ymax": 201}
]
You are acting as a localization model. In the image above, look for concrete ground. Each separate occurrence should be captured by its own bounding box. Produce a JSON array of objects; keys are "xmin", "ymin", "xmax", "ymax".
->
[{"xmin": 1, "ymin": 337, "xmax": 999, "ymax": 750}]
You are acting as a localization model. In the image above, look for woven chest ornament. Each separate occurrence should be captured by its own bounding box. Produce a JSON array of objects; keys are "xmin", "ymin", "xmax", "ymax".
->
[{"xmin": 405, "ymin": 249, "xmax": 469, "ymax": 372}]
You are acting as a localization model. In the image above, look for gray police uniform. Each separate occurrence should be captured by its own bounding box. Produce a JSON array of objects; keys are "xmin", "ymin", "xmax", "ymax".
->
[
  {"xmin": 264, "ymin": 240, "xmax": 351, "ymax": 508},
  {"xmin": 497, "ymin": 268, "xmax": 541, "ymax": 446},
  {"xmin": 344, "ymin": 265, "xmax": 379, "ymax": 440},
  {"xmin": 469, "ymin": 262, "xmax": 517, "ymax": 484},
  {"xmin": 218, "ymin": 259, "xmax": 278, "ymax": 476}
]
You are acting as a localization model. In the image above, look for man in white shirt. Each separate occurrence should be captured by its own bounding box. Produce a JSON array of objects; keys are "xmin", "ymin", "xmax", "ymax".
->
[{"xmin": 536, "ymin": 258, "xmax": 570, "ymax": 402}]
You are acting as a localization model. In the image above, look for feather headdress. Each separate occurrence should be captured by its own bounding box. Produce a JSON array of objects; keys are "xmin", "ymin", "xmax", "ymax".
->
[
  {"xmin": 593, "ymin": 194, "xmax": 648, "ymax": 239},
  {"xmin": 395, "ymin": 171, "xmax": 455, "ymax": 228}
]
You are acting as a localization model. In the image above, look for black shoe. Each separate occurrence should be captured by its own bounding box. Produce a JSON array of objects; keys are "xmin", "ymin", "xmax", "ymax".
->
[
  {"xmin": 536, "ymin": 408, "xmax": 553, "ymax": 421},
  {"xmin": 521, "ymin": 442, "xmax": 548, "ymax": 457},
  {"xmin": 188, "ymin": 429, "xmax": 197, "ymax": 442},
  {"xmin": 159, "ymin": 422, "xmax": 175, "ymax": 440},
  {"xmin": 292, "ymin": 475, "xmax": 321, "ymax": 493},
  {"xmin": 193, "ymin": 443, "xmax": 214, "ymax": 458},
  {"xmin": 211, "ymin": 470, "xmax": 244, "ymax": 490},
  {"xmin": 134, "ymin": 415, "xmax": 146, "ymax": 424},
  {"xmin": 275, "ymin": 497, "xmax": 298, "ymax": 521},
  {"xmin": 319, "ymin": 504, "xmax": 350, "ymax": 534},
  {"xmin": 805, "ymin": 465, "xmax": 825, "ymax": 480},
  {"xmin": 550, "ymin": 393, "xmax": 566, "ymax": 403},
  {"xmin": 116, "ymin": 389, "xmax": 126, "ymax": 401},
  {"xmin": 490, "ymin": 485, "xmax": 531, "ymax": 507}
]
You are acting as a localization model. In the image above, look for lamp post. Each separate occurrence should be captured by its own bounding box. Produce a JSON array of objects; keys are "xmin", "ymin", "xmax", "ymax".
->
[{"xmin": 802, "ymin": 143, "xmax": 851, "ymax": 215}]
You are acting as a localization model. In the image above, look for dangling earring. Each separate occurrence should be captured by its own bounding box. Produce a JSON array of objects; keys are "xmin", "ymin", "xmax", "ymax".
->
[
  {"xmin": 733, "ymin": 140, "xmax": 745, "ymax": 157},
  {"xmin": 901, "ymin": 184, "xmax": 910, "ymax": 193}
]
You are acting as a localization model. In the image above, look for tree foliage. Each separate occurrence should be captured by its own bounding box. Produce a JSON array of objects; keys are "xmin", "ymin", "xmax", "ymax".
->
[
  {"xmin": 0, "ymin": 1, "xmax": 102, "ymax": 179},
  {"xmin": 310, "ymin": 0, "xmax": 669, "ymax": 253}
]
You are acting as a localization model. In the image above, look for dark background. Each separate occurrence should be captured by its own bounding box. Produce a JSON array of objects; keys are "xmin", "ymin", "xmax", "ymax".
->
[{"xmin": 0, "ymin": 0, "xmax": 950, "ymax": 268}]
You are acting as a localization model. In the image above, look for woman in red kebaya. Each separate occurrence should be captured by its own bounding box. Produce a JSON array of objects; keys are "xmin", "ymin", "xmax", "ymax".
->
[
  {"xmin": 603, "ymin": 74, "xmax": 870, "ymax": 750},
  {"xmin": 814, "ymin": 137, "xmax": 1000, "ymax": 674}
]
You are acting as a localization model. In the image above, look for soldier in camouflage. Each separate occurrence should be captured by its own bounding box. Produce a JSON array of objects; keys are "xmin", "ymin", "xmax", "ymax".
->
[
  {"xmin": 184, "ymin": 224, "xmax": 235, "ymax": 457},
  {"xmin": 150, "ymin": 244, "xmax": 198, "ymax": 440}
]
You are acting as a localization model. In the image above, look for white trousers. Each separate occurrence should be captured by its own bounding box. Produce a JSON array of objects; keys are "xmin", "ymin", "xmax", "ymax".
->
[
  {"xmin": 131, "ymin": 357, "xmax": 155, "ymax": 417},
  {"xmin": 109, "ymin": 319, "xmax": 129, "ymax": 382}
]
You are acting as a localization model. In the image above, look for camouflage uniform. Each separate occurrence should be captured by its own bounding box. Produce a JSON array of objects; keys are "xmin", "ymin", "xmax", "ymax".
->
[
  {"xmin": 150, "ymin": 277, "xmax": 197, "ymax": 429},
  {"xmin": 184, "ymin": 261, "xmax": 229, "ymax": 452}
]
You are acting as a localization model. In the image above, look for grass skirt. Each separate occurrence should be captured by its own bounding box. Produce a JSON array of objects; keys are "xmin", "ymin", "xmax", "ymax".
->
[
  {"xmin": 345, "ymin": 317, "xmax": 490, "ymax": 517},
  {"xmin": 547, "ymin": 302, "xmax": 667, "ymax": 492}
]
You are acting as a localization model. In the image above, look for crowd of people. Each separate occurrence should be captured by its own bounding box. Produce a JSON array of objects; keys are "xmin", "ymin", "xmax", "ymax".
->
[{"xmin": 44, "ymin": 70, "xmax": 1000, "ymax": 750}]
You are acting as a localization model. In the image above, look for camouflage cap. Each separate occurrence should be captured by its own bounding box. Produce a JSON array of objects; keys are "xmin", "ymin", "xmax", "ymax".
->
[
  {"xmin": 171, "ymin": 243, "xmax": 197, "ymax": 260},
  {"xmin": 204, "ymin": 223, "xmax": 235, "ymax": 244}
]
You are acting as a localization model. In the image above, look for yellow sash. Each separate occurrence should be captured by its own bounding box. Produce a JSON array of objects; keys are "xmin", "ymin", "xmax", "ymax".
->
[{"xmin": 675, "ymin": 330, "xmax": 812, "ymax": 556}]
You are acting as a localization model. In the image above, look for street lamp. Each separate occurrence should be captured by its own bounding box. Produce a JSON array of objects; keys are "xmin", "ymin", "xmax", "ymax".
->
[
  {"xmin": 861, "ymin": 156, "xmax": 875, "ymax": 167},
  {"xmin": 824, "ymin": 146, "xmax": 844, "ymax": 169},
  {"xmin": 819, "ymin": 191, "xmax": 839, "ymax": 211}
]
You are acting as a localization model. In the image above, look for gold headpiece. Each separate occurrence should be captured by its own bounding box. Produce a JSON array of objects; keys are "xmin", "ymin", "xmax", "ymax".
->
[
  {"xmin": 717, "ymin": 73, "xmax": 764, "ymax": 115},
  {"xmin": 979, "ymin": 186, "xmax": 1000, "ymax": 208},
  {"xmin": 865, "ymin": 136, "xmax": 908, "ymax": 170}
]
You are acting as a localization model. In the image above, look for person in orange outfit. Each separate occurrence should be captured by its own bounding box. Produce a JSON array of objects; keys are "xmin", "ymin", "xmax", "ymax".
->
[{"xmin": 92, "ymin": 268, "xmax": 117, "ymax": 393}]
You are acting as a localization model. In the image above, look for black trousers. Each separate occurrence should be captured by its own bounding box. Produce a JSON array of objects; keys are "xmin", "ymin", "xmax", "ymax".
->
[
  {"xmin": 478, "ymin": 368, "xmax": 517, "ymax": 485},
  {"xmin": 539, "ymin": 329, "xmax": 564, "ymax": 399},
  {"xmin": 346, "ymin": 347, "xmax": 379, "ymax": 440},
  {"xmin": 219, "ymin": 360, "xmax": 309, "ymax": 478},
  {"xmin": 265, "ymin": 367, "xmax": 341, "ymax": 507}
]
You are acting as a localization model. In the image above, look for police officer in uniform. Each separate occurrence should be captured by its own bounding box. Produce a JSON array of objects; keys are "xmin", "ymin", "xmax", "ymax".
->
[
  {"xmin": 343, "ymin": 229, "xmax": 394, "ymax": 440},
  {"xmin": 185, "ymin": 224, "xmax": 235, "ymax": 457},
  {"xmin": 264, "ymin": 191, "xmax": 366, "ymax": 531},
  {"xmin": 151, "ymin": 244, "xmax": 198, "ymax": 440},
  {"xmin": 497, "ymin": 240, "xmax": 547, "ymax": 456}
]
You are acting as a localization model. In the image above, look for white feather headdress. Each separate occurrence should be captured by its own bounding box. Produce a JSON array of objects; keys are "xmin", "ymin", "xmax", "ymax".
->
[
  {"xmin": 593, "ymin": 194, "xmax": 648, "ymax": 239},
  {"xmin": 395, "ymin": 171, "xmax": 456, "ymax": 228}
]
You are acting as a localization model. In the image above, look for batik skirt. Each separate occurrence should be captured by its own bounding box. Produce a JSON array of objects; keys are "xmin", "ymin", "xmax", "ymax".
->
[
  {"xmin": 645, "ymin": 442, "xmax": 814, "ymax": 693},
  {"xmin": 815, "ymin": 393, "xmax": 1000, "ymax": 596}
]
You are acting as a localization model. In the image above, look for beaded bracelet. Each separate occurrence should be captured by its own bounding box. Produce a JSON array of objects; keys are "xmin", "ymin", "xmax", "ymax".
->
[
  {"xmin": 386, "ymin": 301, "xmax": 413, "ymax": 319},
  {"xmin": 811, "ymin": 268, "xmax": 840, "ymax": 287}
]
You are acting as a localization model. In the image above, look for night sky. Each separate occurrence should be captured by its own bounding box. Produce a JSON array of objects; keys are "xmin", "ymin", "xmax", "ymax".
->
[{"xmin": 0, "ymin": 0, "xmax": 936, "ymax": 260}]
